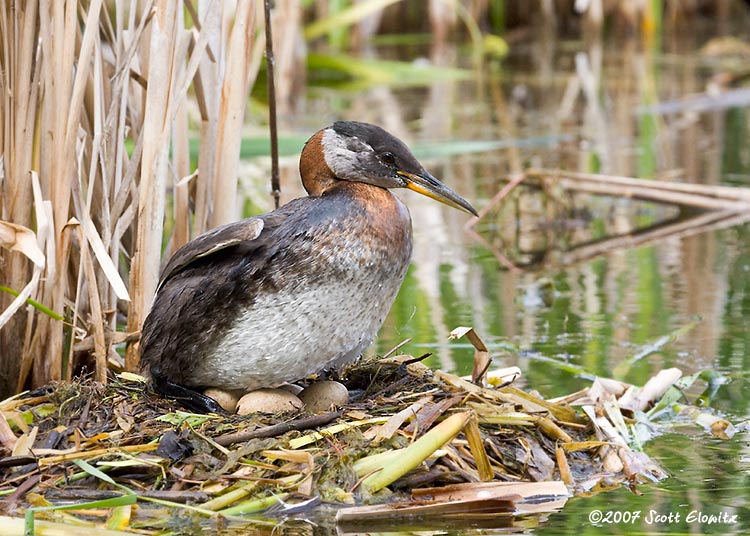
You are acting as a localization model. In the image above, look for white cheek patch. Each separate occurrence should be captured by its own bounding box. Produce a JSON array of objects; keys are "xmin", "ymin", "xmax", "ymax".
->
[{"xmin": 321, "ymin": 128, "xmax": 375, "ymax": 180}]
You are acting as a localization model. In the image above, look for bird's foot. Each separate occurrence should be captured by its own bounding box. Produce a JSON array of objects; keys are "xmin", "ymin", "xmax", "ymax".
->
[{"xmin": 152, "ymin": 375, "xmax": 227, "ymax": 415}]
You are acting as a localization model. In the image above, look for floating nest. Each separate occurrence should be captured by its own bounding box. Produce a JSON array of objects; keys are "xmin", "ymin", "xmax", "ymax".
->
[{"xmin": 3, "ymin": 342, "xmax": 722, "ymax": 535}]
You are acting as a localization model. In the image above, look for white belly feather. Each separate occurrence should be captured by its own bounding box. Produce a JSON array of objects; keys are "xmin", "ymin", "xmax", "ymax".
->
[{"xmin": 199, "ymin": 275, "xmax": 399, "ymax": 391}]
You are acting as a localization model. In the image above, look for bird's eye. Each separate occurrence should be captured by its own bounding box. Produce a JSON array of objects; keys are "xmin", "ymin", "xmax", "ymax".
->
[{"xmin": 380, "ymin": 152, "xmax": 396, "ymax": 166}]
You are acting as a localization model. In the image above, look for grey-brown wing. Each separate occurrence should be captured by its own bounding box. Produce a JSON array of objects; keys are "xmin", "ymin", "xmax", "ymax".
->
[{"xmin": 157, "ymin": 218, "xmax": 264, "ymax": 290}]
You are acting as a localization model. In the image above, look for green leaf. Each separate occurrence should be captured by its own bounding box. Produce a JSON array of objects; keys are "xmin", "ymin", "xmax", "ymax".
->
[
  {"xmin": 308, "ymin": 53, "xmax": 469, "ymax": 88},
  {"xmin": 304, "ymin": 0, "xmax": 401, "ymax": 40},
  {"xmin": 0, "ymin": 286, "xmax": 63, "ymax": 321},
  {"xmin": 25, "ymin": 495, "xmax": 137, "ymax": 536},
  {"xmin": 73, "ymin": 459, "xmax": 119, "ymax": 487},
  {"xmin": 155, "ymin": 410, "xmax": 218, "ymax": 427},
  {"xmin": 218, "ymin": 492, "xmax": 289, "ymax": 516},
  {"xmin": 72, "ymin": 459, "xmax": 135, "ymax": 495},
  {"xmin": 483, "ymin": 34, "xmax": 509, "ymax": 58}
]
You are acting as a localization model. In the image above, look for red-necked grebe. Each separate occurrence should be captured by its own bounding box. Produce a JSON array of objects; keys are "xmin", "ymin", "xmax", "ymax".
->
[{"xmin": 139, "ymin": 121, "xmax": 477, "ymax": 412}]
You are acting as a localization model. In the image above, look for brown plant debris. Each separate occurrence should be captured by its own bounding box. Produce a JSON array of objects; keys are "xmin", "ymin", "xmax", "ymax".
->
[{"xmin": 1, "ymin": 352, "xmax": 719, "ymax": 533}]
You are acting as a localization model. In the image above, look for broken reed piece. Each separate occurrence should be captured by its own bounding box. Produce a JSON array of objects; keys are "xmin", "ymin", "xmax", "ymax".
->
[
  {"xmin": 361, "ymin": 412, "xmax": 472, "ymax": 492},
  {"xmin": 449, "ymin": 326, "xmax": 491, "ymax": 385},
  {"xmin": 336, "ymin": 480, "xmax": 569, "ymax": 524},
  {"xmin": 525, "ymin": 168, "xmax": 750, "ymax": 212}
]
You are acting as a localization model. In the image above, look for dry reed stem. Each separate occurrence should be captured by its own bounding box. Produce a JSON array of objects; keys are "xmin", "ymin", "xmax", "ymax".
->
[
  {"xmin": 0, "ymin": 1, "xmax": 41, "ymax": 397},
  {"xmin": 527, "ymin": 168, "xmax": 750, "ymax": 209},
  {"xmin": 270, "ymin": 0, "xmax": 304, "ymax": 121},
  {"xmin": 212, "ymin": 0, "xmax": 256, "ymax": 227},
  {"xmin": 36, "ymin": 443, "xmax": 160, "ymax": 466},
  {"xmin": 192, "ymin": 1, "xmax": 222, "ymax": 234},
  {"xmin": 78, "ymin": 223, "xmax": 107, "ymax": 384},
  {"xmin": 125, "ymin": 0, "xmax": 181, "ymax": 371},
  {"xmin": 2, "ymin": 2, "xmax": 262, "ymax": 394},
  {"xmin": 172, "ymin": 99, "xmax": 191, "ymax": 253}
]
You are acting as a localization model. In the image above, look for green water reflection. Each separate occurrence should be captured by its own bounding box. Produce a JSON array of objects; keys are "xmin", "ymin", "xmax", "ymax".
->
[
  {"xmin": 235, "ymin": 15, "xmax": 750, "ymax": 534},
  {"xmin": 538, "ymin": 433, "xmax": 750, "ymax": 536},
  {"xmin": 359, "ymin": 31, "xmax": 750, "ymax": 536}
]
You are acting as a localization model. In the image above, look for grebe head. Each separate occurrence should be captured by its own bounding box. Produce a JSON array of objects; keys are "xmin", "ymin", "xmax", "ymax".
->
[{"xmin": 300, "ymin": 121, "xmax": 478, "ymax": 216}]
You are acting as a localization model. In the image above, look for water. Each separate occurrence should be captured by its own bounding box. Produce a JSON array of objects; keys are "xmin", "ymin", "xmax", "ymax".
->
[{"xmin": 241, "ymin": 22, "xmax": 750, "ymax": 535}]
